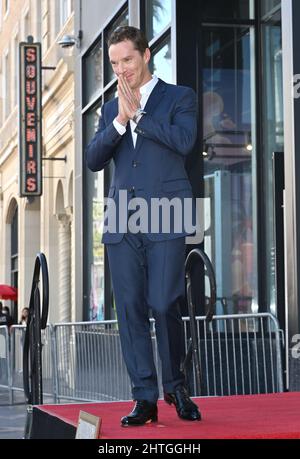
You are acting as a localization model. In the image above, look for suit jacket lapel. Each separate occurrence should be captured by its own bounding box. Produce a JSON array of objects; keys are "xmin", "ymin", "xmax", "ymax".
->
[
  {"xmin": 134, "ymin": 79, "xmax": 167, "ymax": 156},
  {"xmin": 143, "ymin": 78, "xmax": 166, "ymax": 115}
]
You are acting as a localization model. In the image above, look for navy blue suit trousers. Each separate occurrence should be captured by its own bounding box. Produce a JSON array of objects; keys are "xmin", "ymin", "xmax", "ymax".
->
[{"xmin": 107, "ymin": 232, "xmax": 186, "ymax": 402}]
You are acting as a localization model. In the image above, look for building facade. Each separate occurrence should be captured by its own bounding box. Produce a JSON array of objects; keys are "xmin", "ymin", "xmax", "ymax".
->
[
  {"xmin": 1, "ymin": 0, "xmax": 300, "ymax": 390},
  {"xmin": 0, "ymin": 0, "xmax": 76, "ymax": 324},
  {"xmin": 73, "ymin": 0, "xmax": 300, "ymax": 389}
]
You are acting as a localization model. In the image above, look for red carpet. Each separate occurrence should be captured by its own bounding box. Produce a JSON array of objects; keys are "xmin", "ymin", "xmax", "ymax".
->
[{"xmin": 34, "ymin": 392, "xmax": 300, "ymax": 439}]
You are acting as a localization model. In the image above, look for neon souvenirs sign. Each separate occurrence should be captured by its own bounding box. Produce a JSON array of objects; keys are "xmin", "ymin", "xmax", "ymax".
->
[{"xmin": 19, "ymin": 37, "xmax": 42, "ymax": 196}]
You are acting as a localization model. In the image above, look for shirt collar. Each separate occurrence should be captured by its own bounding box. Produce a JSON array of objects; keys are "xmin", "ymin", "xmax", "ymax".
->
[{"xmin": 140, "ymin": 75, "xmax": 159, "ymax": 96}]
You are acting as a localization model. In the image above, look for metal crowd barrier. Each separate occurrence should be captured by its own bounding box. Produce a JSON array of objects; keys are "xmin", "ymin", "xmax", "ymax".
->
[
  {"xmin": 52, "ymin": 321, "xmax": 131, "ymax": 402},
  {"xmin": 0, "ymin": 325, "xmax": 12, "ymax": 402},
  {"xmin": 1, "ymin": 313, "xmax": 283, "ymax": 403},
  {"xmin": 183, "ymin": 313, "xmax": 284, "ymax": 396},
  {"xmin": 7, "ymin": 325, "xmax": 54, "ymax": 401}
]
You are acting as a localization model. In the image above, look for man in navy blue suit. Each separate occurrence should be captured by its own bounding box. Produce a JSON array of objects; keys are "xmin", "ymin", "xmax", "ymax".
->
[{"xmin": 86, "ymin": 26, "xmax": 201, "ymax": 426}]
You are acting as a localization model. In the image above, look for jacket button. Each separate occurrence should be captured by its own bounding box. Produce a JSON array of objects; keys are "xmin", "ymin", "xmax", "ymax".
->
[{"xmin": 132, "ymin": 160, "xmax": 138, "ymax": 168}]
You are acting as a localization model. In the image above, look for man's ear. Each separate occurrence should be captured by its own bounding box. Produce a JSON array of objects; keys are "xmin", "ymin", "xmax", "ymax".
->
[{"xmin": 144, "ymin": 48, "xmax": 151, "ymax": 64}]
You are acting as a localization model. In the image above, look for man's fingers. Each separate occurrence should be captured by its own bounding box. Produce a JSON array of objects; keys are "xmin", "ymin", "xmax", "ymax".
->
[
  {"xmin": 118, "ymin": 84, "xmax": 129, "ymax": 116},
  {"xmin": 118, "ymin": 75, "xmax": 140, "ymax": 117},
  {"xmin": 119, "ymin": 85, "xmax": 131, "ymax": 112},
  {"xmin": 122, "ymin": 76, "xmax": 133, "ymax": 96},
  {"xmin": 118, "ymin": 86, "xmax": 133, "ymax": 118},
  {"xmin": 120, "ymin": 75, "xmax": 140, "ymax": 108},
  {"xmin": 124, "ymin": 78, "xmax": 140, "ymax": 107},
  {"xmin": 118, "ymin": 81, "xmax": 126, "ymax": 98},
  {"xmin": 119, "ymin": 75, "xmax": 132, "ymax": 101},
  {"xmin": 118, "ymin": 83, "xmax": 131, "ymax": 109}
]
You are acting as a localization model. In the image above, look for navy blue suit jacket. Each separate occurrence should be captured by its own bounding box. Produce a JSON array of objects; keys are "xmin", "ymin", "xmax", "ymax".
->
[{"xmin": 86, "ymin": 78, "xmax": 197, "ymax": 243}]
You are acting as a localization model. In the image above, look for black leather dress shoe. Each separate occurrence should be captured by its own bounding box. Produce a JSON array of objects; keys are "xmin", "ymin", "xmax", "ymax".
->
[
  {"xmin": 164, "ymin": 386, "xmax": 201, "ymax": 421},
  {"xmin": 121, "ymin": 400, "xmax": 158, "ymax": 426}
]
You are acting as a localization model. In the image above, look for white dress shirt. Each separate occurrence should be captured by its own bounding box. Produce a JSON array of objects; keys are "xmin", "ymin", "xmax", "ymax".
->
[{"xmin": 113, "ymin": 75, "xmax": 159, "ymax": 147}]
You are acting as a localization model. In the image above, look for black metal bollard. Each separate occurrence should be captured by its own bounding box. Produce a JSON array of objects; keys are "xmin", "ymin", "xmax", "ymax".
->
[
  {"xmin": 182, "ymin": 248, "xmax": 216, "ymax": 395},
  {"xmin": 23, "ymin": 253, "xmax": 49, "ymax": 438}
]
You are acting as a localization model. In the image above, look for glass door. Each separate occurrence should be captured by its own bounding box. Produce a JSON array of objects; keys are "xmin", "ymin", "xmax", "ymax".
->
[
  {"xmin": 197, "ymin": 0, "xmax": 284, "ymax": 319},
  {"xmin": 201, "ymin": 22, "xmax": 258, "ymax": 316},
  {"xmin": 260, "ymin": 0, "xmax": 283, "ymax": 316}
]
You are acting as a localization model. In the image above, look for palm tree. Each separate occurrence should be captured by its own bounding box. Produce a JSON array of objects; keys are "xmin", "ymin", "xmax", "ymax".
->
[
  {"xmin": 148, "ymin": 0, "xmax": 168, "ymax": 37},
  {"xmin": 153, "ymin": 0, "xmax": 165, "ymax": 21}
]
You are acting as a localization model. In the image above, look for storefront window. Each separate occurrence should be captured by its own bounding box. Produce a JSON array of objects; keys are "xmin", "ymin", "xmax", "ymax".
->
[
  {"xmin": 145, "ymin": 0, "xmax": 172, "ymax": 42},
  {"xmin": 104, "ymin": 85, "xmax": 118, "ymax": 102},
  {"xmin": 83, "ymin": 103, "xmax": 105, "ymax": 321},
  {"xmin": 150, "ymin": 36, "xmax": 172, "ymax": 83},
  {"xmin": 11, "ymin": 205, "xmax": 18, "ymax": 323},
  {"xmin": 83, "ymin": 3, "xmax": 175, "ymax": 320},
  {"xmin": 82, "ymin": 38, "xmax": 103, "ymax": 106},
  {"xmin": 261, "ymin": 2, "xmax": 283, "ymax": 315},
  {"xmin": 84, "ymin": 103, "xmax": 101, "ymax": 143},
  {"xmin": 202, "ymin": 26, "xmax": 257, "ymax": 316},
  {"xmin": 83, "ymin": 5, "xmax": 129, "ymax": 320},
  {"xmin": 201, "ymin": 0, "xmax": 254, "ymax": 20},
  {"xmin": 104, "ymin": 8, "xmax": 129, "ymax": 85},
  {"xmin": 261, "ymin": 0, "xmax": 281, "ymax": 17}
]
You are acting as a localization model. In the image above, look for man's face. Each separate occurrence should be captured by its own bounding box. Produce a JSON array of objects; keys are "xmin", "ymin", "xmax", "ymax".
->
[{"xmin": 109, "ymin": 39, "xmax": 150, "ymax": 90}]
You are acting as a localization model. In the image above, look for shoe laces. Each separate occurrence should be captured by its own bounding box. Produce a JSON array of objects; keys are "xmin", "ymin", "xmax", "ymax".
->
[
  {"xmin": 135, "ymin": 399, "xmax": 154, "ymax": 409},
  {"xmin": 135, "ymin": 400, "xmax": 145, "ymax": 409},
  {"xmin": 175, "ymin": 386, "xmax": 194, "ymax": 406}
]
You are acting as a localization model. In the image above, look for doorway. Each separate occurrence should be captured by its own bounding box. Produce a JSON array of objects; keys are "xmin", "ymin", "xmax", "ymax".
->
[{"xmin": 195, "ymin": 0, "xmax": 284, "ymax": 322}]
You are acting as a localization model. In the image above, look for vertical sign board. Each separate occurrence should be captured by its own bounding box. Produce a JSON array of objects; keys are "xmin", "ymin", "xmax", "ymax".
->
[{"xmin": 19, "ymin": 39, "xmax": 42, "ymax": 197}]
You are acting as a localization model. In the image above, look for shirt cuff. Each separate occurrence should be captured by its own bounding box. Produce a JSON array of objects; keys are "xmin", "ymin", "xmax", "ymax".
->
[{"xmin": 113, "ymin": 118, "xmax": 127, "ymax": 135}]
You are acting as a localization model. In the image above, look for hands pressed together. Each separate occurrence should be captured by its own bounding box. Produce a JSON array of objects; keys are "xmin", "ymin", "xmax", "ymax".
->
[{"xmin": 116, "ymin": 75, "xmax": 141, "ymax": 126}]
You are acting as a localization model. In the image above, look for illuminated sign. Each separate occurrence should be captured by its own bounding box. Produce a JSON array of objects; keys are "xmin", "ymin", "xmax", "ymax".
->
[{"xmin": 19, "ymin": 38, "xmax": 42, "ymax": 196}]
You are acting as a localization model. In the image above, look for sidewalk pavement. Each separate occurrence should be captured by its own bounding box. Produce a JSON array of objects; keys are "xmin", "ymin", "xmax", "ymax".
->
[
  {"xmin": 0, "ymin": 389, "xmax": 27, "ymax": 439},
  {"xmin": 0, "ymin": 389, "xmax": 74, "ymax": 439}
]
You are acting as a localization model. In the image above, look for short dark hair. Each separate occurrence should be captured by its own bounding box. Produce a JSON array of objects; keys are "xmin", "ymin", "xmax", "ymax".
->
[{"xmin": 107, "ymin": 26, "xmax": 149, "ymax": 55}]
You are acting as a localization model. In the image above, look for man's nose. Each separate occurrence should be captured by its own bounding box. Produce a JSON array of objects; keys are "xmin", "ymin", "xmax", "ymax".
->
[{"xmin": 117, "ymin": 62, "xmax": 125, "ymax": 75}]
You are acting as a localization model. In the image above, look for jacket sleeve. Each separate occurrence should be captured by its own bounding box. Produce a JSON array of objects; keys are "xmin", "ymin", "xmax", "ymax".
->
[
  {"xmin": 134, "ymin": 87, "xmax": 197, "ymax": 156},
  {"xmin": 85, "ymin": 104, "xmax": 123, "ymax": 172}
]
